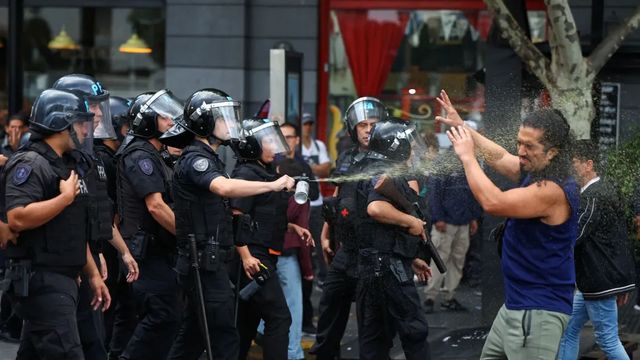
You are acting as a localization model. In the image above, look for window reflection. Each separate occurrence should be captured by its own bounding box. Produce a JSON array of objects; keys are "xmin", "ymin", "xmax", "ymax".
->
[{"xmin": 22, "ymin": 6, "xmax": 165, "ymax": 104}]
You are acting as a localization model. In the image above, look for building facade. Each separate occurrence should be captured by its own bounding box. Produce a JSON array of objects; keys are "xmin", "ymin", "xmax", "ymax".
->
[{"xmin": 0, "ymin": 0, "xmax": 638, "ymax": 147}]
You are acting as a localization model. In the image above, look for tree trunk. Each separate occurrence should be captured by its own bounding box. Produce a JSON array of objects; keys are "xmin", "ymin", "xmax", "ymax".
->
[{"xmin": 547, "ymin": 80, "xmax": 595, "ymax": 139}]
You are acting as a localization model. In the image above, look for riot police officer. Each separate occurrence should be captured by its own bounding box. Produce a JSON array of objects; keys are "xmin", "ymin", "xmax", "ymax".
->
[
  {"xmin": 161, "ymin": 89, "xmax": 295, "ymax": 360},
  {"xmin": 115, "ymin": 89, "xmax": 182, "ymax": 360},
  {"xmin": 110, "ymin": 96, "xmax": 132, "ymax": 144},
  {"xmin": 310, "ymin": 97, "xmax": 384, "ymax": 359},
  {"xmin": 354, "ymin": 118, "xmax": 431, "ymax": 359},
  {"xmin": 2, "ymin": 89, "xmax": 111, "ymax": 359},
  {"xmin": 230, "ymin": 118, "xmax": 294, "ymax": 359},
  {"xmin": 52, "ymin": 74, "xmax": 139, "ymax": 359}
]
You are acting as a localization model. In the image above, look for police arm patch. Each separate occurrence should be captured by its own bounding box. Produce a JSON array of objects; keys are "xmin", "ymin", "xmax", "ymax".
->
[
  {"xmin": 138, "ymin": 158, "xmax": 154, "ymax": 176},
  {"xmin": 13, "ymin": 164, "xmax": 32, "ymax": 186},
  {"xmin": 193, "ymin": 158, "xmax": 209, "ymax": 172}
]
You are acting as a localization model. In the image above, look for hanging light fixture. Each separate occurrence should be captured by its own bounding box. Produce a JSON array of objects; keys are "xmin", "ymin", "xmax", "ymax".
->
[
  {"xmin": 48, "ymin": 27, "xmax": 80, "ymax": 50},
  {"xmin": 118, "ymin": 33, "xmax": 152, "ymax": 54}
]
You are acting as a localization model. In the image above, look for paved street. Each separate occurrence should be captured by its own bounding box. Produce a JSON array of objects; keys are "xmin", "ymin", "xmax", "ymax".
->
[{"xmin": 4, "ymin": 283, "xmax": 640, "ymax": 359}]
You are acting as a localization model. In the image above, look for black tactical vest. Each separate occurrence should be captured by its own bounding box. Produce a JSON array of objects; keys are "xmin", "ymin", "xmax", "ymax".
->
[
  {"xmin": 71, "ymin": 150, "xmax": 113, "ymax": 253},
  {"xmin": 333, "ymin": 148, "xmax": 368, "ymax": 250},
  {"xmin": 232, "ymin": 162, "xmax": 289, "ymax": 252},
  {"xmin": 116, "ymin": 138, "xmax": 174, "ymax": 253},
  {"xmin": 3, "ymin": 141, "xmax": 89, "ymax": 270},
  {"xmin": 353, "ymin": 160, "xmax": 416, "ymax": 255},
  {"xmin": 334, "ymin": 146, "xmax": 366, "ymax": 177},
  {"xmin": 172, "ymin": 143, "xmax": 233, "ymax": 252},
  {"xmin": 94, "ymin": 141, "xmax": 117, "ymax": 210}
]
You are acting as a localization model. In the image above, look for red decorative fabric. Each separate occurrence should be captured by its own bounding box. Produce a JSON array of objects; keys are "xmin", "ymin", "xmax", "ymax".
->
[{"xmin": 337, "ymin": 10, "xmax": 408, "ymax": 97}]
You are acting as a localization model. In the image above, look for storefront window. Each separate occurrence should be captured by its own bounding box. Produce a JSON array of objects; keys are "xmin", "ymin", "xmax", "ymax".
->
[
  {"xmin": 22, "ymin": 6, "xmax": 165, "ymax": 105},
  {"xmin": 327, "ymin": 7, "xmax": 546, "ymax": 153},
  {"xmin": 328, "ymin": 9, "xmax": 487, "ymax": 151}
]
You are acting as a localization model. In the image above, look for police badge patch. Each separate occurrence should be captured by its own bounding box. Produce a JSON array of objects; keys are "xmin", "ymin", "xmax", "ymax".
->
[
  {"xmin": 13, "ymin": 164, "xmax": 32, "ymax": 185},
  {"xmin": 138, "ymin": 158, "xmax": 154, "ymax": 176},
  {"xmin": 193, "ymin": 158, "xmax": 209, "ymax": 172}
]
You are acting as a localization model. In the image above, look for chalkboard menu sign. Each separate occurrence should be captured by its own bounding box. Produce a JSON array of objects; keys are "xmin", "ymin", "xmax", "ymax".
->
[{"xmin": 598, "ymin": 82, "xmax": 620, "ymax": 148}]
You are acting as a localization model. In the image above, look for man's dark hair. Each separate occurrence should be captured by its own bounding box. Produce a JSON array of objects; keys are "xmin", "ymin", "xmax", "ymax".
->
[
  {"xmin": 280, "ymin": 122, "xmax": 299, "ymax": 137},
  {"xmin": 521, "ymin": 109, "xmax": 574, "ymax": 182},
  {"xmin": 572, "ymin": 139, "xmax": 600, "ymax": 173},
  {"xmin": 8, "ymin": 112, "xmax": 28, "ymax": 127}
]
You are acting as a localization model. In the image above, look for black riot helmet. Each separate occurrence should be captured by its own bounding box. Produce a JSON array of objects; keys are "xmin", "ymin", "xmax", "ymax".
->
[
  {"xmin": 129, "ymin": 89, "xmax": 183, "ymax": 139},
  {"xmin": 183, "ymin": 88, "xmax": 243, "ymax": 142},
  {"xmin": 235, "ymin": 118, "xmax": 289, "ymax": 161},
  {"xmin": 109, "ymin": 96, "xmax": 131, "ymax": 142},
  {"xmin": 29, "ymin": 88, "xmax": 94, "ymax": 137},
  {"xmin": 52, "ymin": 74, "xmax": 116, "ymax": 140},
  {"xmin": 368, "ymin": 118, "xmax": 425, "ymax": 163},
  {"xmin": 344, "ymin": 97, "xmax": 387, "ymax": 143},
  {"xmin": 158, "ymin": 117, "xmax": 194, "ymax": 149}
]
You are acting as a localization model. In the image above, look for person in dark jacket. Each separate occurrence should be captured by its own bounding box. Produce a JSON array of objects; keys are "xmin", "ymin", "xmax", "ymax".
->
[
  {"xmin": 424, "ymin": 150, "xmax": 482, "ymax": 313},
  {"xmin": 557, "ymin": 140, "xmax": 636, "ymax": 360}
]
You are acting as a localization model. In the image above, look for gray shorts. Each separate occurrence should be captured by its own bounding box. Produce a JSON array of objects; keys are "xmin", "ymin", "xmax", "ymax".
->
[{"xmin": 481, "ymin": 304, "xmax": 570, "ymax": 360}]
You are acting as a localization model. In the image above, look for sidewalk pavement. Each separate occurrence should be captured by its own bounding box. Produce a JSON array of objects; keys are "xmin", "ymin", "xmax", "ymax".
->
[{"xmin": 4, "ymin": 284, "xmax": 640, "ymax": 359}]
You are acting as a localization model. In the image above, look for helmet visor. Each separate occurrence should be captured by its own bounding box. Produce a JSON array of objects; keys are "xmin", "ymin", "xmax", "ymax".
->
[
  {"xmin": 401, "ymin": 123, "xmax": 428, "ymax": 170},
  {"xmin": 208, "ymin": 101, "xmax": 243, "ymax": 141},
  {"xmin": 159, "ymin": 118, "xmax": 194, "ymax": 148},
  {"xmin": 69, "ymin": 114, "xmax": 94, "ymax": 153},
  {"xmin": 89, "ymin": 97, "xmax": 115, "ymax": 140},
  {"xmin": 249, "ymin": 121, "xmax": 290, "ymax": 157},
  {"xmin": 147, "ymin": 90, "xmax": 184, "ymax": 122},
  {"xmin": 345, "ymin": 97, "xmax": 387, "ymax": 131}
]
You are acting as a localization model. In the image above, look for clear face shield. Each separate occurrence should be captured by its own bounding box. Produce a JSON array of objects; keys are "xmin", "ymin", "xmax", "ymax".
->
[
  {"xmin": 248, "ymin": 121, "xmax": 290, "ymax": 158},
  {"xmin": 345, "ymin": 97, "xmax": 387, "ymax": 131},
  {"xmin": 69, "ymin": 114, "xmax": 95, "ymax": 153},
  {"xmin": 202, "ymin": 101, "xmax": 243, "ymax": 142},
  {"xmin": 89, "ymin": 94, "xmax": 115, "ymax": 140},
  {"xmin": 401, "ymin": 123, "xmax": 428, "ymax": 172},
  {"xmin": 146, "ymin": 89, "xmax": 184, "ymax": 129}
]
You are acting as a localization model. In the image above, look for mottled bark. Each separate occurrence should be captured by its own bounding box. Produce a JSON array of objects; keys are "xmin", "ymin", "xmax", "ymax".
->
[
  {"xmin": 483, "ymin": 0, "xmax": 640, "ymax": 139},
  {"xmin": 547, "ymin": 84, "xmax": 594, "ymax": 139}
]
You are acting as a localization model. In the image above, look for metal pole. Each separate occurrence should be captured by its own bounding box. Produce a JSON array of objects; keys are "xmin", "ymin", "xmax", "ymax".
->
[{"xmin": 8, "ymin": 0, "xmax": 23, "ymax": 115}]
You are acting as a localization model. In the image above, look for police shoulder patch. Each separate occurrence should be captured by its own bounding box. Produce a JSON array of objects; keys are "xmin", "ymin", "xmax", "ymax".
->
[
  {"xmin": 13, "ymin": 164, "xmax": 32, "ymax": 186},
  {"xmin": 138, "ymin": 158, "xmax": 154, "ymax": 176},
  {"xmin": 193, "ymin": 158, "xmax": 209, "ymax": 172}
]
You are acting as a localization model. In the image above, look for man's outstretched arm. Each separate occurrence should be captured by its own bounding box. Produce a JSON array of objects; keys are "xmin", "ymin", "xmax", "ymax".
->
[{"xmin": 436, "ymin": 90, "xmax": 521, "ymax": 182}]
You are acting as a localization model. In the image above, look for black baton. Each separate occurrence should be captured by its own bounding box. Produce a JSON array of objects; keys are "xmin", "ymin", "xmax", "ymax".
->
[{"xmin": 189, "ymin": 234, "xmax": 213, "ymax": 360}]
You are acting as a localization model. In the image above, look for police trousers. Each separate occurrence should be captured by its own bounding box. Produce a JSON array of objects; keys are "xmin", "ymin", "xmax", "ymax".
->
[
  {"xmin": 167, "ymin": 265, "xmax": 239, "ymax": 360},
  {"xmin": 15, "ymin": 270, "xmax": 84, "ymax": 360},
  {"xmin": 356, "ymin": 254, "xmax": 430, "ymax": 360},
  {"xmin": 232, "ymin": 246, "xmax": 291, "ymax": 360},
  {"xmin": 310, "ymin": 248, "xmax": 358, "ymax": 359},
  {"xmin": 106, "ymin": 270, "xmax": 136, "ymax": 360},
  {"xmin": 77, "ymin": 269, "xmax": 107, "ymax": 360},
  {"xmin": 119, "ymin": 256, "xmax": 180, "ymax": 360}
]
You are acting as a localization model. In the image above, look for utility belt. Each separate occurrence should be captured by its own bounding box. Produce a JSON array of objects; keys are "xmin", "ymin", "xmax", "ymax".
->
[
  {"xmin": 0, "ymin": 259, "xmax": 32, "ymax": 297},
  {"xmin": 176, "ymin": 235, "xmax": 233, "ymax": 275},
  {"xmin": 125, "ymin": 230, "xmax": 152, "ymax": 260},
  {"xmin": 125, "ymin": 228, "xmax": 174, "ymax": 260},
  {"xmin": 358, "ymin": 248, "xmax": 411, "ymax": 284}
]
